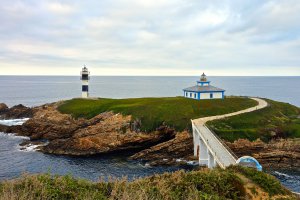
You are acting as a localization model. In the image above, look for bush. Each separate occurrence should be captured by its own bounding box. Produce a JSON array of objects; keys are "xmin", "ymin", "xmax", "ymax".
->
[{"xmin": 229, "ymin": 166, "xmax": 291, "ymax": 197}]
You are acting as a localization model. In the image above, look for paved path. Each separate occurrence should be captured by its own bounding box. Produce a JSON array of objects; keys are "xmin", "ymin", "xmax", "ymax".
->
[
  {"xmin": 193, "ymin": 98, "xmax": 268, "ymax": 126},
  {"xmin": 192, "ymin": 97, "xmax": 268, "ymax": 168}
]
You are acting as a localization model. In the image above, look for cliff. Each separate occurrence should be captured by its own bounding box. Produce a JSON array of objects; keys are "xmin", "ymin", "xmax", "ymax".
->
[{"xmin": 0, "ymin": 103, "xmax": 176, "ymax": 156}]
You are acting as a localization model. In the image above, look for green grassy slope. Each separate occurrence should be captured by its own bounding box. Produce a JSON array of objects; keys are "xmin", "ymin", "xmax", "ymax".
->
[
  {"xmin": 58, "ymin": 97, "xmax": 257, "ymax": 132},
  {"xmin": 0, "ymin": 167, "xmax": 294, "ymax": 200},
  {"xmin": 207, "ymin": 99, "xmax": 300, "ymax": 142}
]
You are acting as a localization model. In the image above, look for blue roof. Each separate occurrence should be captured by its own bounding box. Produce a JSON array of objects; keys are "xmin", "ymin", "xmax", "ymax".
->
[{"xmin": 183, "ymin": 85, "xmax": 225, "ymax": 92}]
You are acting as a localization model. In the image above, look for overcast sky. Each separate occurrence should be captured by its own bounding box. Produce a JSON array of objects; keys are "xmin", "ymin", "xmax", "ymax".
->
[{"xmin": 0, "ymin": 0, "xmax": 300, "ymax": 76}]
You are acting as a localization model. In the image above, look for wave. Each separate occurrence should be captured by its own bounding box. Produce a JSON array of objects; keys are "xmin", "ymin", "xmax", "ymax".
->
[
  {"xmin": 0, "ymin": 118, "xmax": 30, "ymax": 126},
  {"xmin": 0, "ymin": 132, "xmax": 29, "ymax": 140},
  {"xmin": 19, "ymin": 142, "xmax": 48, "ymax": 152},
  {"xmin": 274, "ymin": 171, "xmax": 294, "ymax": 179}
]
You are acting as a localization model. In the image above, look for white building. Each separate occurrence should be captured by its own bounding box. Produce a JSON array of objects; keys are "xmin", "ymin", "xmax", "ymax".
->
[
  {"xmin": 80, "ymin": 66, "xmax": 90, "ymax": 98},
  {"xmin": 183, "ymin": 73, "xmax": 225, "ymax": 100}
]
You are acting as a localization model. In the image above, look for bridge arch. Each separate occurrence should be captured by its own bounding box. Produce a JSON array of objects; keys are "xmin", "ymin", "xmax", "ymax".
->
[{"xmin": 236, "ymin": 156, "xmax": 262, "ymax": 171}]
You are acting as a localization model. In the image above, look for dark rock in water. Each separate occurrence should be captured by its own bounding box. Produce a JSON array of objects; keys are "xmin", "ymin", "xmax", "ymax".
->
[
  {"xmin": 0, "ymin": 103, "xmax": 8, "ymax": 112},
  {"xmin": 130, "ymin": 131, "xmax": 194, "ymax": 166},
  {"xmin": 0, "ymin": 104, "xmax": 33, "ymax": 119}
]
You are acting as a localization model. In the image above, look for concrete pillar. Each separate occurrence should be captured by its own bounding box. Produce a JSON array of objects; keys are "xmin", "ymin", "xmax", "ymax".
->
[
  {"xmin": 208, "ymin": 150, "xmax": 216, "ymax": 168},
  {"xmin": 199, "ymin": 138, "xmax": 208, "ymax": 166},
  {"xmin": 192, "ymin": 126, "xmax": 197, "ymax": 157}
]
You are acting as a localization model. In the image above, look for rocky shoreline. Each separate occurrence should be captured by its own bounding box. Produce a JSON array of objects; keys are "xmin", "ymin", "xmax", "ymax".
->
[{"xmin": 0, "ymin": 102, "xmax": 299, "ymax": 170}]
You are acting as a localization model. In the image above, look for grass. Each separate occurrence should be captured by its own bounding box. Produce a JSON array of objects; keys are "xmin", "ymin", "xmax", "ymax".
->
[
  {"xmin": 1, "ymin": 167, "xmax": 293, "ymax": 200},
  {"xmin": 207, "ymin": 99, "xmax": 300, "ymax": 142},
  {"xmin": 228, "ymin": 166, "xmax": 291, "ymax": 197},
  {"xmin": 58, "ymin": 97, "xmax": 257, "ymax": 132}
]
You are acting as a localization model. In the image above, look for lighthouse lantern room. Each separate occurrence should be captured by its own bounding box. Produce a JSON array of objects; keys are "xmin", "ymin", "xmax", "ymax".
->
[{"xmin": 80, "ymin": 65, "xmax": 90, "ymax": 98}]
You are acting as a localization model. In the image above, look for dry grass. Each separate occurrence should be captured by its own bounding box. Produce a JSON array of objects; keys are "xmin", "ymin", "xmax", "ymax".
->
[{"xmin": 0, "ymin": 167, "xmax": 296, "ymax": 200}]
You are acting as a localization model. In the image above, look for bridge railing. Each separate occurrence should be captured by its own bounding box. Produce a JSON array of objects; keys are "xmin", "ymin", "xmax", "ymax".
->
[{"xmin": 204, "ymin": 125, "xmax": 239, "ymax": 161}]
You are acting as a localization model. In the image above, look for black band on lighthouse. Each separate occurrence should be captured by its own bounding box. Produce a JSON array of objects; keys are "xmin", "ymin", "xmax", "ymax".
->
[{"xmin": 82, "ymin": 85, "xmax": 89, "ymax": 92}]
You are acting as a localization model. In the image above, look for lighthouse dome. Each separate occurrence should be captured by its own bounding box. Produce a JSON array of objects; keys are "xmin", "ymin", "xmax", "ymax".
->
[{"xmin": 200, "ymin": 73, "xmax": 207, "ymax": 81}]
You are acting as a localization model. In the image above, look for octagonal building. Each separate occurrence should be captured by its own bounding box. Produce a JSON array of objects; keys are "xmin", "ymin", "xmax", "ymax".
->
[{"xmin": 183, "ymin": 73, "xmax": 225, "ymax": 100}]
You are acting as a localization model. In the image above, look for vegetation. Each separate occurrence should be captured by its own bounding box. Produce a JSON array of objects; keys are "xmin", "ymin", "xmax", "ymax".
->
[
  {"xmin": 0, "ymin": 167, "xmax": 294, "ymax": 200},
  {"xmin": 207, "ymin": 99, "xmax": 300, "ymax": 142},
  {"xmin": 229, "ymin": 166, "xmax": 291, "ymax": 197},
  {"xmin": 58, "ymin": 97, "xmax": 257, "ymax": 132}
]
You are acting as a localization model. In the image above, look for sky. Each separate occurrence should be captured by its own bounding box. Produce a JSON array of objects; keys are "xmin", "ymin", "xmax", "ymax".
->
[{"xmin": 0, "ymin": 0, "xmax": 300, "ymax": 76}]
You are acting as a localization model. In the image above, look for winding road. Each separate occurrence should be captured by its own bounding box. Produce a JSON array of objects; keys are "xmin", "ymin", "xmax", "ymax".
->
[{"xmin": 193, "ymin": 97, "xmax": 268, "ymax": 126}]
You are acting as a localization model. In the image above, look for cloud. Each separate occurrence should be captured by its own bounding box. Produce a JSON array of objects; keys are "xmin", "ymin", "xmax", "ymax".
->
[
  {"xmin": 46, "ymin": 2, "xmax": 75, "ymax": 15},
  {"xmin": 0, "ymin": 0, "xmax": 299, "ymax": 75}
]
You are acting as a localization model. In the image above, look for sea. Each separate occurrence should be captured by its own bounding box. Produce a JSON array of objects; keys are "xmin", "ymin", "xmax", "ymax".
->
[{"xmin": 0, "ymin": 76, "xmax": 299, "ymax": 192}]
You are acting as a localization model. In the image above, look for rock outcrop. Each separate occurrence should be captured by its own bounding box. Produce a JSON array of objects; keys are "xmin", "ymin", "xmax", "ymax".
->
[
  {"xmin": 1, "ymin": 103, "xmax": 176, "ymax": 156},
  {"xmin": 0, "ymin": 103, "xmax": 8, "ymax": 112},
  {"xmin": 0, "ymin": 103, "xmax": 33, "ymax": 119},
  {"xmin": 1, "ymin": 101, "xmax": 299, "ymax": 169},
  {"xmin": 227, "ymin": 138, "xmax": 300, "ymax": 168},
  {"xmin": 130, "ymin": 131, "xmax": 194, "ymax": 165}
]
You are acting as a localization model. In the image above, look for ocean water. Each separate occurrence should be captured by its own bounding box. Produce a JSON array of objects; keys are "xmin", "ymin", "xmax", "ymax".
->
[
  {"xmin": 0, "ymin": 76, "xmax": 299, "ymax": 107},
  {"xmin": 0, "ymin": 132, "xmax": 186, "ymax": 182},
  {"xmin": 0, "ymin": 76, "xmax": 299, "ymax": 193}
]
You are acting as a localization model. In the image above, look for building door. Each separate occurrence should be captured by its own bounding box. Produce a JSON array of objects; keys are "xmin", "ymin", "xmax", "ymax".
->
[
  {"xmin": 210, "ymin": 93, "xmax": 213, "ymax": 99},
  {"xmin": 197, "ymin": 145, "xmax": 199, "ymax": 158}
]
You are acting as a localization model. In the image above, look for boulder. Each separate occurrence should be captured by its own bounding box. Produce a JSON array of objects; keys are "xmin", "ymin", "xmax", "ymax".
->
[
  {"xmin": 0, "ymin": 104, "xmax": 33, "ymax": 119},
  {"xmin": 0, "ymin": 103, "xmax": 8, "ymax": 112}
]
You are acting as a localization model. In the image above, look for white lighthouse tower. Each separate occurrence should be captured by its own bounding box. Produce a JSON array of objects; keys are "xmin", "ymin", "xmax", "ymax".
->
[{"xmin": 80, "ymin": 65, "xmax": 90, "ymax": 98}]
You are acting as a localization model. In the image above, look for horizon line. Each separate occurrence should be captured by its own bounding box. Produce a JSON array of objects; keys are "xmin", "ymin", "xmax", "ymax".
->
[{"xmin": 0, "ymin": 75, "xmax": 300, "ymax": 77}]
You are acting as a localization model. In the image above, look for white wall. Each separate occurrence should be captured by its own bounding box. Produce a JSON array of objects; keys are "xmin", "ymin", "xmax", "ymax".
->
[
  {"xmin": 200, "ymin": 93, "xmax": 210, "ymax": 99},
  {"xmin": 213, "ymin": 92, "xmax": 223, "ymax": 99},
  {"xmin": 82, "ymin": 92, "xmax": 88, "ymax": 98},
  {"xmin": 200, "ymin": 92, "xmax": 223, "ymax": 99},
  {"xmin": 82, "ymin": 80, "xmax": 89, "ymax": 85},
  {"xmin": 185, "ymin": 92, "xmax": 197, "ymax": 99}
]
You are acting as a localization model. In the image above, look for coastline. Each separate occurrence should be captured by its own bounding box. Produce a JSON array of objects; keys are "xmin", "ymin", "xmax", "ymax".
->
[{"xmin": 0, "ymin": 96, "xmax": 299, "ymax": 193}]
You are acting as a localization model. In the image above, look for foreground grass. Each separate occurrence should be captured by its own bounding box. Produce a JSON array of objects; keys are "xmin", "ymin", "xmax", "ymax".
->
[
  {"xmin": 207, "ymin": 99, "xmax": 300, "ymax": 142},
  {"xmin": 58, "ymin": 97, "xmax": 257, "ymax": 132},
  {"xmin": 0, "ymin": 167, "xmax": 294, "ymax": 200}
]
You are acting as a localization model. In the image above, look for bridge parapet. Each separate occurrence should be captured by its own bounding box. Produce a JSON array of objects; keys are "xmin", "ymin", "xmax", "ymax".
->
[{"xmin": 192, "ymin": 121, "xmax": 237, "ymax": 169}]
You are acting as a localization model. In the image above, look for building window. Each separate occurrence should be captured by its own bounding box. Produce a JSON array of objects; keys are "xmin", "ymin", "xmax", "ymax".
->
[
  {"xmin": 210, "ymin": 93, "xmax": 213, "ymax": 99},
  {"xmin": 185, "ymin": 92, "xmax": 188, "ymax": 97}
]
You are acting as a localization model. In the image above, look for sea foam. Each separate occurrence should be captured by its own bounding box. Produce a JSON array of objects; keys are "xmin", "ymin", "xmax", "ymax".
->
[{"xmin": 0, "ymin": 118, "xmax": 30, "ymax": 126}]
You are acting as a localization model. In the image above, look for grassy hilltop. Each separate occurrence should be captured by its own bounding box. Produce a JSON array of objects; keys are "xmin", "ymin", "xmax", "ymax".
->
[
  {"xmin": 58, "ymin": 97, "xmax": 257, "ymax": 132},
  {"xmin": 0, "ymin": 166, "xmax": 295, "ymax": 200},
  {"xmin": 208, "ymin": 99, "xmax": 300, "ymax": 142},
  {"xmin": 58, "ymin": 96, "xmax": 300, "ymax": 142}
]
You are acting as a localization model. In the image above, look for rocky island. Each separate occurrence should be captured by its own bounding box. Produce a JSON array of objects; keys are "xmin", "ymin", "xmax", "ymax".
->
[
  {"xmin": 0, "ymin": 96, "xmax": 299, "ymax": 169},
  {"xmin": 1, "ymin": 96, "xmax": 300, "ymax": 199}
]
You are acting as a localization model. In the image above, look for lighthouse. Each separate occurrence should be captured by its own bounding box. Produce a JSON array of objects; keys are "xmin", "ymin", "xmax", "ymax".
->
[
  {"xmin": 183, "ymin": 73, "xmax": 225, "ymax": 100},
  {"xmin": 80, "ymin": 65, "xmax": 90, "ymax": 98}
]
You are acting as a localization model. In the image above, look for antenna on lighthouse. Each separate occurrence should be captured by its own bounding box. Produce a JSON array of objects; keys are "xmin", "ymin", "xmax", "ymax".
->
[{"xmin": 80, "ymin": 65, "xmax": 90, "ymax": 98}]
